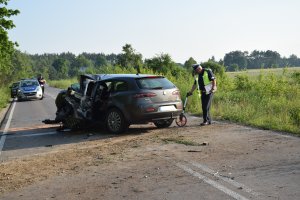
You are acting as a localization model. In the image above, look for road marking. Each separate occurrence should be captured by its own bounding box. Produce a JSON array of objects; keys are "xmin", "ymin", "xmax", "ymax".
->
[
  {"xmin": 0, "ymin": 101, "xmax": 16, "ymax": 156},
  {"xmin": 176, "ymin": 163, "xmax": 250, "ymax": 200},
  {"xmin": 147, "ymin": 147, "xmax": 258, "ymax": 199},
  {"xmin": 190, "ymin": 161, "xmax": 260, "ymax": 197}
]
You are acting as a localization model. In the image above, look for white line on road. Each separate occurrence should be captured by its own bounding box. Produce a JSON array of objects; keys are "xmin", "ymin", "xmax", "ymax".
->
[
  {"xmin": 190, "ymin": 161, "xmax": 260, "ymax": 197},
  {"xmin": 176, "ymin": 163, "xmax": 250, "ymax": 200},
  {"xmin": 0, "ymin": 101, "xmax": 16, "ymax": 156}
]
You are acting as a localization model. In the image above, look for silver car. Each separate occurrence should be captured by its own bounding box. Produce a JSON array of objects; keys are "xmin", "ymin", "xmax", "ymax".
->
[{"xmin": 17, "ymin": 79, "xmax": 43, "ymax": 101}]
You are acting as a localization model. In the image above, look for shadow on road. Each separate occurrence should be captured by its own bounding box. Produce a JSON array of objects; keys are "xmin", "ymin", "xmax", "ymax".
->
[{"xmin": 2, "ymin": 123, "xmax": 158, "ymax": 152}]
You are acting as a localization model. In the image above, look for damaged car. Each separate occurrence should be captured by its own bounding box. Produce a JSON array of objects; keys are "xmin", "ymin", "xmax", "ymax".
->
[{"xmin": 45, "ymin": 74, "xmax": 183, "ymax": 134}]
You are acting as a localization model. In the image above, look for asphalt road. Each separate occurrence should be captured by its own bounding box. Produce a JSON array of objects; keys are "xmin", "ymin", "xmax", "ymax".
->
[{"xmin": 0, "ymin": 85, "xmax": 113, "ymax": 162}]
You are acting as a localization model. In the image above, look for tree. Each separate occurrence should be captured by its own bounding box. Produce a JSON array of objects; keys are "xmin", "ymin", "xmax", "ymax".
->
[
  {"xmin": 117, "ymin": 44, "xmax": 143, "ymax": 72},
  {"xmin": 0, "ymin": 0, "xmax": 20, "ymax": 85},
  {"xmin": 223, "ymin": 51, "xmax": 248, "ymax": 71},
  {"xmin": 144, "ymin": 53, "xmax": 177, "ymax": 75},
  {"xmin": 11, "ymin": 50, "xmax": 33, "ymax": 80},
  {"xmin": 183, "ymin": 57, "xmax": 197, "ymax": 70},
  {"xmin": 201, "ymin": 61, "xmax": 226, "ymax": 77},
  {"xmin": 287, "ymin": 54, "xmax": 300, "ymax": 67},
  {"xmin": 70, "ymin": 54, "xmax": 93, "ymax": 77},
  {"xmin": 52, "ymin": 58, "xmax": 70, "ymax": 79}
]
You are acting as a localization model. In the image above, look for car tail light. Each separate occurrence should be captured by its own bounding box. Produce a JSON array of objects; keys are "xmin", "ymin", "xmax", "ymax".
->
[
  {"xmin": 146, "ymin": 107, "xmax": 155, "ymax": 112},
  {"xmin": 133, "ymin": 92, "xmax": 157, "ymax": 98},
  {"xmin": 172, "ymin": 90, "xmax": 180, "ymax": 96}
]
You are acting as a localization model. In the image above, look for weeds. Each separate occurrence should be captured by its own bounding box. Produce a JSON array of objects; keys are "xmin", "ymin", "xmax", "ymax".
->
[{"xmin": 0, "ymin": 87, "xmax": 10, "ymax": 109}]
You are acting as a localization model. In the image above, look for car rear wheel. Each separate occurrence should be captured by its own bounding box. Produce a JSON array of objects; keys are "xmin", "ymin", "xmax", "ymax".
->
[
  {"xmin": 106, "ymin": 108, "xmax": 128, "ymax": 134},
  {"xmin": 154, "ymin": 119, "xmax": 174, "ymax": 128}
]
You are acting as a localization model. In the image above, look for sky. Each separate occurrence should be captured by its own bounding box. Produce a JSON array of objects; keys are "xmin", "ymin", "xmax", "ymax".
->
[{"xmin": 7, "ymin": 0, "xmax": 300, "ymax": 64}]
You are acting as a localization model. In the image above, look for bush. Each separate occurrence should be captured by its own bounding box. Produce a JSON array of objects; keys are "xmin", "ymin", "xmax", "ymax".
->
[
  {"xmin": 0, "ymin": 87, "xmax": 10, "ymax": 109},
  {"xmin": 201, "ymin": 61, "xmax": 226, "ymax": 77}
]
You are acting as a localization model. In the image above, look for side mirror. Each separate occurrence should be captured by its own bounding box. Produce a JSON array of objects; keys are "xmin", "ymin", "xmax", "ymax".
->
[{"xmin": 70, "ymin": 83, "xmax": 80, "ymax": 92}]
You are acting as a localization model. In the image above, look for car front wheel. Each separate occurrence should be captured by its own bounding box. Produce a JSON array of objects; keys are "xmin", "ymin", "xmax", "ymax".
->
[
  {"xmin": 106, "ymin": 108, "xmax": 128, "ymax": 134},
  {"xmin": 154, "ymin": 119, "xmax": 174, "ymax": 128}
]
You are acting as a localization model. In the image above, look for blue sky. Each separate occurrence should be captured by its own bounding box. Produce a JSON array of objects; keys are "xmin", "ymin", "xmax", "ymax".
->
[{"xmin": 7, "ymin": 0, "xmax": 300, "ymax": 63}]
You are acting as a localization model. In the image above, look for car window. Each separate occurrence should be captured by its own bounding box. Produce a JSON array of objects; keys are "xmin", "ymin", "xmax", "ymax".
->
[
  {"xmin": 136, "ymin": 77, "xmax": 175, "ymax": 89},
  {"xmin": 12, "ymin": 82, "xmax": 19, "ymax": 87},
  {"xmin": 21, "ymin": 80, "xmax": 39, "ymax": 87},
  {"xmin": 71, "ymin": 83, "xmax": 80, "ymax": 92},
  {"xmin": 105, "ymin": 81, "xmax": 113, "ymax": 92},
  {"xmin": 114, "ymin": 81, "xmax": 128, "ymax": 92}
]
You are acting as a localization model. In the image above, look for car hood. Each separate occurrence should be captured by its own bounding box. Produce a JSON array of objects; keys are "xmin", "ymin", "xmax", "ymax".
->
[{"xmin": 21, "ymin": 86, "xmax": 38, "ymax": 92}]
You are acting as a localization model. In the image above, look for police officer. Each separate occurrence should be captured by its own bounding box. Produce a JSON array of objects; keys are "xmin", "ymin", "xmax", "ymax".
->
[
  {"xmin": 188, "ymin": 64, "xmax": 217, "ymax": 126},
  {"xmin": 37, "ymin": 74, "xmax": 46, "ymax": 94}
]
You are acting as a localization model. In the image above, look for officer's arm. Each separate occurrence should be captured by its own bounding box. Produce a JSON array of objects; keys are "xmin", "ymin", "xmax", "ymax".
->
[{"xmin": 188, "ymin": 81, "xmax": 197, "ymax": 96}]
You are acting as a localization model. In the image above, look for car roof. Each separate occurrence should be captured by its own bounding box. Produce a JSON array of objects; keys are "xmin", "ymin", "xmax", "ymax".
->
[
  {"xmin": 20, "ymin": 79, "xmax": 38, "ymax": 82},
  {"xmin": 94, "ymin": 74, "xmax": 164, "ymax": 81}
]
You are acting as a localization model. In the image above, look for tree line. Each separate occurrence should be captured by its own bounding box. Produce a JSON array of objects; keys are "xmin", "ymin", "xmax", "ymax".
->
[
  {"xmin": 7, "ymin": 47, "xmax": 299, "ymax": 82},
  {"xmin": 223, "ymin": 50, "xmax": 300, "ymax": 71}
]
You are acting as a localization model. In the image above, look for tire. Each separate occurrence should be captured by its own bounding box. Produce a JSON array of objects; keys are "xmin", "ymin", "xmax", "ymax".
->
[
  {"xmin": 175, "ymin": 114, "xmax": 187, "ymax": 127},
  {"xmin": 154, "ymin": 119, "xmax": 174, "ymax": 128},
  {"xmin": 106, "ymin": 108, "xmax": 128, "ymax": 134}
]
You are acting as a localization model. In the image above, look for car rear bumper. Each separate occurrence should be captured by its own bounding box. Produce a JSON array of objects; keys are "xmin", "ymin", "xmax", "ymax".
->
[
  {"xmin": 127, "ymin": 107, "xmax": 182, "ymax": 123},
  {"xmin": 120, "ymin": 101, "xmax": 183, "ymax": 124},
  {"xmin": 142, "ymin": 110, "xmax": 182, "ymax": 121}
]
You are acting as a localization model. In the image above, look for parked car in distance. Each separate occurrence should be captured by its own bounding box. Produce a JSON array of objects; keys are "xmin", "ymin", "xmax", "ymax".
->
[
  {"xmin": 17, "ymin": 79, "xmax": 43, "ymax": 101},
  {"xmin": 53, "ymin": 74, "xmax": 183, "ymax": 133},
  {"xmin": 10, "ymin": 82, "xmax": 20, "ymax": 98}
]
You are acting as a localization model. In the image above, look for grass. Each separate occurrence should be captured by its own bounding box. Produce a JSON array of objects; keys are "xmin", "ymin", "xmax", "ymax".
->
[
  {"xmin": 212, "ymin": 69, "xmax": 300, "ymax": 135},
  {"xmin": 48, "ymin": 78, "xmax": 78, "ymax": 89},
  {"xmin": 0, "ymin": 87, "xmax": 10, "ymax": 109},
  {"xmin": 227, "ymin": 67, "xmax": 300, "ymax": 78}
]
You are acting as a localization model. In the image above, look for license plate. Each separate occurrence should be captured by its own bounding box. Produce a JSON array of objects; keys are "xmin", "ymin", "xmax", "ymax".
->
[{"xmin": 158, "ymin": 105, "xmax": 176, "ymax": 112}]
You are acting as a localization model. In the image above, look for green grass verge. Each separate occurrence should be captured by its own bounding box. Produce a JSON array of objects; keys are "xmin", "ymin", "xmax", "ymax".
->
[
  {"xmin": 0, "ymin": 87, "xmax": 11, "ymax": 109},
  {"xmin": 48, "ymin": 78, "xmax": 78, "ymax": 89}
]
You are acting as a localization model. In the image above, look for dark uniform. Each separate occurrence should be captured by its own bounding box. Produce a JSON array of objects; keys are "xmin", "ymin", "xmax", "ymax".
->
[{"xmin": 194, "ymin": 68, "xmax": 216, "ymax": 124}]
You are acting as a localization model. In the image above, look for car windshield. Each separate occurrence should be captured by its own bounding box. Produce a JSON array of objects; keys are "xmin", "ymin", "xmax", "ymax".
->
[
  {"xmin": 136, "ymin": 77, "xmax": 175, "ymax": 89},
  {"xmin": 21, "ymin": 80, "xmax": 39, "ymax": 87},
  {"xmin": 12, "ymin": 82, "xmax": 19, "ymax": 87}
]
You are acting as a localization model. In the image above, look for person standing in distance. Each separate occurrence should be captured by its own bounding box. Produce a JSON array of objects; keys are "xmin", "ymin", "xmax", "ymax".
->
[
  {"xmin": 187, "ymin": 64, "xmax": 217, "ymax": 126},
  {"xmin": 37, "ymin": 74, "xmax": 46, "ymax": 94}
]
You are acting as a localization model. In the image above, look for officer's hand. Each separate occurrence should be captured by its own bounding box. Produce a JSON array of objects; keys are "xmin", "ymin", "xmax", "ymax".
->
[
  {"xmin": 210, "ymin": 86, "xmax": 217, "ymax": 93},
  {"xmin": 187, "ymin": 91, "xmax": 193, "ymax": 97}
]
